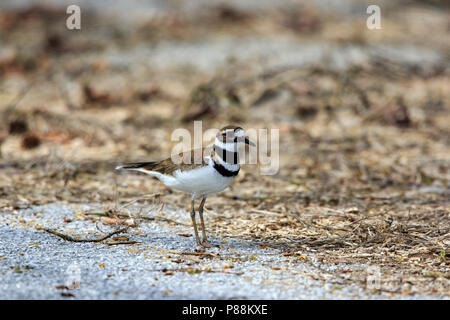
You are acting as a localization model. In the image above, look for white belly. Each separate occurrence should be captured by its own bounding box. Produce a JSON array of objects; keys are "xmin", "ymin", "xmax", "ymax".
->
[{"xmin": 148, "ymin": 164, "xmax": 236, "ymax": 196}]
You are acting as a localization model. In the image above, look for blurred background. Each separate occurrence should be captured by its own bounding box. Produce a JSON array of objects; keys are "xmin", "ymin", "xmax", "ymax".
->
[
  {"xmin": 1, "ymin": 0, "xmax": 448, "ymax": 197},
  {"xmin": 0, "ymin": 0, "xmax": 449, "ymax": 294}
]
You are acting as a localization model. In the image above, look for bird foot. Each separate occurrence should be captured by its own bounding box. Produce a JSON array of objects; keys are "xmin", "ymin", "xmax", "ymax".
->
[{"xmin": 201, "ymin": 239, "xmax": 213, "ymax": 248}]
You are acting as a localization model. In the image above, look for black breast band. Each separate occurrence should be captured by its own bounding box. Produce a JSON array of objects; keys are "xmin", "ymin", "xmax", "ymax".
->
[{"xmin": 213, "ymin": 160, "xmax": 240, "ymax": 177}]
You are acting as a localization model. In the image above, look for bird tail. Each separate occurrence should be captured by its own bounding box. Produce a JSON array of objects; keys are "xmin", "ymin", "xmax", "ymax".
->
[{"xmin": 115, "ymin": 162, "xmax": 157, "ymax": 171}]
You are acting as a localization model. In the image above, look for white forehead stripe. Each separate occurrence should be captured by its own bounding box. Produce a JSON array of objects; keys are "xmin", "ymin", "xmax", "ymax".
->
[{"xmin": 235, "ymin": 129, "xmax": 244, "ymax": 137}]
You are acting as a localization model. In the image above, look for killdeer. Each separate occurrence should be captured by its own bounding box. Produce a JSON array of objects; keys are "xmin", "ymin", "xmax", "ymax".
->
[{"xmin": 116, "ymin": 125, "xmax": 255, "ymax": 247}]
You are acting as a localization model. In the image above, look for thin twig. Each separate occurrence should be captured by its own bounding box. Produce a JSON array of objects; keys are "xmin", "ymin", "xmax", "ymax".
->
[
  {"xmin": 119, "ymin": 193, "xmax": 160, "ymax": 210},
  {"xmin": 149, "ymin": 267, "xmax": 243, "ymax": 275},
  {"xmin": 180, "ymin": 252, "xmax": 216, "ymax": 258},
  {"xmin": 84, "ymin": 211, "xmax": 189, "ymax": 226},
  {"xmin": 106, "ymin": 241, "xmax": 140, "ymax": 246},
  {"xmin": 42, "ymin": 226, "xmax": 130, "ymax": 243}
]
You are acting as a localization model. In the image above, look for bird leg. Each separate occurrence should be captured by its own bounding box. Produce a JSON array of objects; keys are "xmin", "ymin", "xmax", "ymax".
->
[
  {"xmin": 190, "ymin": 196, "xmax": 201, "ymax": 246},
  {"xmin": 198, "ymin": 195, "xmax": 211, "ymax": 247}
]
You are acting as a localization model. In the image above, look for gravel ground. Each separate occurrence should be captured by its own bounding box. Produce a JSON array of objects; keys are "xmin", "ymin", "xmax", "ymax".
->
[{"xmin": 0, "ymin": 203, "xmax": 444, "ymax": 300}]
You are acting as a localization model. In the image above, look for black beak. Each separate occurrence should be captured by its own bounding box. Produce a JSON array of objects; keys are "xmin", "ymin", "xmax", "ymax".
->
[{"xmin": 244, "ymin": 136, "xmax": 256, "ymax": 146}]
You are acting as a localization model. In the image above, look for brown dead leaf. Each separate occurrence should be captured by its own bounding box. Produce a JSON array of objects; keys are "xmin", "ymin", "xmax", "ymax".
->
[{"xmin": 177, "ymin": 233, "xmax": 192, "ymax": 237}]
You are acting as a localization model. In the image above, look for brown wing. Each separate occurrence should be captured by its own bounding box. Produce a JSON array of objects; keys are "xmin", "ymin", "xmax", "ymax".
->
[{"xmin": 119, "ymin": 146, "xmax": 214, "ymax": 175}]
